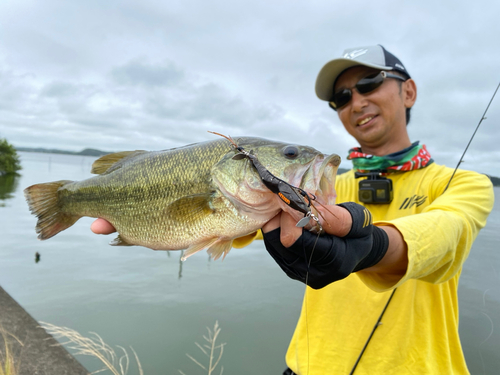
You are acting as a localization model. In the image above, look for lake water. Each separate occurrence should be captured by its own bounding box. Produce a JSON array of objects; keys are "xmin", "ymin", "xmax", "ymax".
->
[{"xmin": 0, "ymin": 152, "xmax": 498, "ymax": 374}]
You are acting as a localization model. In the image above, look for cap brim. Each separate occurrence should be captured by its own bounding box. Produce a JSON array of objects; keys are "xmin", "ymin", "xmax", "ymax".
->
[{"xmin": 315, "ymin": 58, "xmax": 392, "ymax": 101}]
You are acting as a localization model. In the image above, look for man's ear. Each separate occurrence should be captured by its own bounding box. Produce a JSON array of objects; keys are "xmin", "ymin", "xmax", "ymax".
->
[{"xmin": 403, "ymin": 79, "xmax": 417, "ymax": 108}]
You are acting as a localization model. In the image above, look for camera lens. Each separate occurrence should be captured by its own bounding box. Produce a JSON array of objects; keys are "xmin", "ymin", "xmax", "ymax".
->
[{"xmin": 359, "ymin": 189, "xmax": 373, "ymax": 202}]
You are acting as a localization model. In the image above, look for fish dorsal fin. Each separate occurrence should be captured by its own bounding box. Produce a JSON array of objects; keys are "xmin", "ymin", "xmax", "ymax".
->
[{"xmin": 91, "ymin": 151, "xmax": 147, "ymax": 174}]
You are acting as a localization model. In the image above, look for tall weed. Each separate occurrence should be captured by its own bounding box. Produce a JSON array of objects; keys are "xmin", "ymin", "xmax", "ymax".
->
[
  {"xmin": 179, "ymin": 321, "xmax": 225, "ymax": 375},
  {"xmin": 41, "ymin": 322, "xmax": 143, "ymax": 375},
  {"xmin": 0, "ymin": 326, "xmax": 23, "ymax": 375}
]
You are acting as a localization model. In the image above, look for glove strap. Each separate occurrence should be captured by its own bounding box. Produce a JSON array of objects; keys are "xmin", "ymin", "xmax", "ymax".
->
[
  {"xmin": 338, "ymin": 202, "xmax": 389, "ymax": 271},
  {"xmin": 354, "ymin": 225, "xmax": 389, "ymax": 271},
  {"xmin": 337, "ymin": 202, "xmax": 373, "ymax": 238}
]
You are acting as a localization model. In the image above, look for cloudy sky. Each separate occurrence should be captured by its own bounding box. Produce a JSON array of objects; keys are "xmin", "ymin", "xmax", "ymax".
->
[{"xmin": 0, "ymin": 0, "xmax": 499, "ymax": 175}]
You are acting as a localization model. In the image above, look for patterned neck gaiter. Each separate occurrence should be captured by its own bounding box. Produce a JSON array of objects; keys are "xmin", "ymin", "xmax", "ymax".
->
[{"xmin": 348, "ymin": 141, "xmax": 434, "ymax": 173}]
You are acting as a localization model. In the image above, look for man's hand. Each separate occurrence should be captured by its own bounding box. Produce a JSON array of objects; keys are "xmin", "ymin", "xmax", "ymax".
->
[
  {"xmin": 262, "ymin": 204, "xmax": 353, "ymax": 243},
  {"xmin": 90, "ymin": 218, "xmax": 116, "ymax": 234},
  {"xmin": 262, "ymin": 203, "xmax": 391, "ymax": 289}
]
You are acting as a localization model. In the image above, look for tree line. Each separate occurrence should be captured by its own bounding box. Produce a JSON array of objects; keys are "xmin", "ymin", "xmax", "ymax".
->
[{"xmin": 0, "ymin": 138, "xmax": 21, "ymax": 175}]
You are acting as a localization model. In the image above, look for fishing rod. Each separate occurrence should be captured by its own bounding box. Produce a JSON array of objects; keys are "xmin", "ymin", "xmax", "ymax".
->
[
  {"xmin": 212, "ymin": 79, "xmax": 500, "ymax": 372},
  {"xmin": 443, "ymin": 82, "xmax": 500, "ymax": 192},
  {"xmin": 349, "ymin": 81, "xmax": 500, "ymax": 375},
  {"xmin": 210, "ymin": 131, "xmax": 336, "ymax": 375}
]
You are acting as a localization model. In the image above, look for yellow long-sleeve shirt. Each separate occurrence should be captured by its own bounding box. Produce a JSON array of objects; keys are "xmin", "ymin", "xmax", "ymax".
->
[{"xmin": 284, "ymin": 163, "xmax": 494, "ymax": 374}]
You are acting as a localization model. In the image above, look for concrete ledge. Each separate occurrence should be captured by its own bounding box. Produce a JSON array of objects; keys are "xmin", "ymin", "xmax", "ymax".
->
[{"xmin": 0, "ymin": 286, "xmax": 89, "ymax": 375}]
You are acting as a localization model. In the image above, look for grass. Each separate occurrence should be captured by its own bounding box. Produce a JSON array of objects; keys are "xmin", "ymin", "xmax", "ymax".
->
[
  {"xmin": 1, "ymin": 321, "xmax": 225, "ymax": 375},
  {"xmin": 0, "ymin": 326, "xmax": 23, "ymax": 375},
  {"xmin": 179, "ymin": 321, "xmax": 225, "ymax": 375},
  {"xmin": 40, "ymin": 322, "xmax": 143, "ymax": 375}
]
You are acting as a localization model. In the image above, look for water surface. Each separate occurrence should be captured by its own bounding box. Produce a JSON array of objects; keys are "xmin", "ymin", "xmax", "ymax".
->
[{"xmin": 0, "ymin": 152, "xmax": 498, "ymax": 374}]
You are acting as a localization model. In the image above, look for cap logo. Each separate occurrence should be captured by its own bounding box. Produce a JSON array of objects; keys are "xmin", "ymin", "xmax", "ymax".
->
[
  {"xmin": 395, "ymin": 63, "xmax": 405, "ymax": 70},
  {"xmin": 343, "ymin": 49, "xmax": 368, "ymax": 60}
]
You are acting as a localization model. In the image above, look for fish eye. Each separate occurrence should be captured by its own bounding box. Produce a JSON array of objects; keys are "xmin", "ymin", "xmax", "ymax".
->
[{"xmin": 283, "ymin": 146, "xmax": 299, "ymax": 159}]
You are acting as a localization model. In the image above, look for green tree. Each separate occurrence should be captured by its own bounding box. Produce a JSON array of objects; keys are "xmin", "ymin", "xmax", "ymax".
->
[{"xmin": 0, "ymin": 138, "xmax": 21, "ymax": 175}]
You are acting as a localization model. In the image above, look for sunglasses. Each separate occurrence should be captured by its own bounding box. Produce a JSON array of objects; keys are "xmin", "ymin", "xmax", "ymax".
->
[{"xmin": 329, "ymin": 71, "xmax": 407, "ymax": 111}]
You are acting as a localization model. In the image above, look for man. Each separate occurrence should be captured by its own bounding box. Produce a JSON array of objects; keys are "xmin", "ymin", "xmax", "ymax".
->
[
  {"xmin": 260, "ymin": 45, "xmax": 494, "ymax": 374},
  {"xmin": 92, "ymin": 45, "xmax": 494, "ymax": 374}
]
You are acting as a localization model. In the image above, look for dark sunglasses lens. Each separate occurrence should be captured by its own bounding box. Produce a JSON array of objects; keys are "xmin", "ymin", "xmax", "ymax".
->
[
  {"xmin": 332, "ymin": 89, "xmax": 352, "ymax": 109},
  {"xmin": 356, "ymin": 73, "xmax": 384, "ymax": 94},
  {"xmin": 330, "ymin": 72, "xmax": 386, "ymax": 110}
]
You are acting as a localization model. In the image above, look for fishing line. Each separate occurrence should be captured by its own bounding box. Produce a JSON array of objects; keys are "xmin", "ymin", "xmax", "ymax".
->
[
  {"xmin": 210, "ymin": 131, "xmax": 326, "ymax": 375},
  {"xmin": 349, "ymin": 81, "xmax": 500, "ymax": 374},
  {"xmin": 443, "ymin": 82, "xmax": 500, "ymax": 193},
  {"xmin": 209, "ymin": 131, "xmax": 322, "ymax": 226},
  {"xmin": 212, "ymin": 95, "xmax": 498, "ymax": 373},
  {"xmin": 303, "ymin": 228, "xmax": 322, "ymax": 375}
]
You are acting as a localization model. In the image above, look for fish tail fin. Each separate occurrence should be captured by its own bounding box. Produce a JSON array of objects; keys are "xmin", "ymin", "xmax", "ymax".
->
[{"xmin": 24, "ymin": 180, "xmax": 81, "ymax": 240}]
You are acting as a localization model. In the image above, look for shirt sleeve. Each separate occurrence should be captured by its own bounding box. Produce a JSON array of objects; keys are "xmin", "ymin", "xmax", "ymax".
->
[{"xmin": 358, "ymin": 170, "xmax": 494, "ymax": 291}]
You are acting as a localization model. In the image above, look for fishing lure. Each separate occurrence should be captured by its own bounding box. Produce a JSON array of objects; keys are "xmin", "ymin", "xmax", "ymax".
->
[{"xmin": 209, "ymin": 131, "xmax": 323, "ymax": 231}]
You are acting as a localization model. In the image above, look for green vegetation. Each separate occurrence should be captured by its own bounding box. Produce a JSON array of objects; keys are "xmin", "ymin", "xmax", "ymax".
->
[
  {"xmin": 0, "ymin": 139, "xmax": 21, "ymax": 176},
  {"xmin": 0, "ymin": 174, "xmax": 18, "ymax": 203}
]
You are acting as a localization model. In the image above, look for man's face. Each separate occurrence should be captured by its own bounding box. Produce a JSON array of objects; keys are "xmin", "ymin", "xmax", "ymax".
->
[{"xmin": 334, "ymin": 66, "xmax": 416, "ymax": 154}]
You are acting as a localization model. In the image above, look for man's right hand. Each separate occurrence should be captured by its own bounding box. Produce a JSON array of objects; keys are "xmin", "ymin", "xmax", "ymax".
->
[
  {"xmin": 261, "ymin": 203, "xmax": 390, "ymax": 289},
  {"xmin": 90, "ymin": 218, "xmax": 116, "ymax": 234}
]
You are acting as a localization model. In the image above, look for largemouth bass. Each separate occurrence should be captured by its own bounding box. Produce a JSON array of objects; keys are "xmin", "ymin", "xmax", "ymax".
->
[{"xmin": 24, "ymin": 137, "xmax": 341, "ymax": 260}]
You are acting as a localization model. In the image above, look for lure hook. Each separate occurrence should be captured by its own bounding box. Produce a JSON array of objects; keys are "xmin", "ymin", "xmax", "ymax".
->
[{"xmin": 209, "ymin": 131, "xmax": 321, "ymax": 229}]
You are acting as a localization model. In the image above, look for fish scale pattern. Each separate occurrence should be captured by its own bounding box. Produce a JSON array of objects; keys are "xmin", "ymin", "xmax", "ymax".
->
[{"xmin": 25, "ymin": 137, "xmax": 341, "ymax": 258}]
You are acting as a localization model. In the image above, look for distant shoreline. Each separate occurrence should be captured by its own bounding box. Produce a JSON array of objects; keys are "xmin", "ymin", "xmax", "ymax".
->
[
  {"xmin": 16, "ymin": 146, "xmax": 110, "ymax": 157},
  {"xmin": 15, "ymin": 147, "xmax": 499, "ymax": 186}
]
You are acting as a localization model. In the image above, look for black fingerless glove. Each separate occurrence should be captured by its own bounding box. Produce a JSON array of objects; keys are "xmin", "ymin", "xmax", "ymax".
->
[{"xmin": 263, "ymin": 202, "xmax": 389, "ymax": 289}]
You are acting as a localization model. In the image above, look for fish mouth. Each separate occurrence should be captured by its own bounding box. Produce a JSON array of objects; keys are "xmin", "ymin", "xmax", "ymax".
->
[{"xmin": 299, "ymin": 153, "xmax": 341, "ymax": 205}]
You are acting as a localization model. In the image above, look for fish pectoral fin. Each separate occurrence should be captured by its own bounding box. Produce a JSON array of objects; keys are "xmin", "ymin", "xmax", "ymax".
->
[
  {"xmin": 207, "ymin": 239, "xmax": 233, "ymax": 261},
  {"xmin": 91, "ymin": 151, "xmax": 148, "ymax": 174},
  {"xmin": 109, "ymin": 235, "xmax": 134, "ymax": 246},
  {"xmin": 167, "ymin": 193, "xmax": 215, "ymax": 222},
  {"xmin": 181, "ymin": 238, "xmax": 218, "ymax": 261}
]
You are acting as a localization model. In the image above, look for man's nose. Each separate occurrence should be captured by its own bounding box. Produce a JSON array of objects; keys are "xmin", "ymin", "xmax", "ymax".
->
[{"xmin": 350, "ymin": 89, "xmax": 368, "ymax": 111}]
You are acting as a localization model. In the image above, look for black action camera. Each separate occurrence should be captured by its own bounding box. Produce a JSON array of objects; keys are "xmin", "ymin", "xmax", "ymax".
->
[{"xmin": 355, "ymin": 172, "xmax": 393, "ymax": 204}]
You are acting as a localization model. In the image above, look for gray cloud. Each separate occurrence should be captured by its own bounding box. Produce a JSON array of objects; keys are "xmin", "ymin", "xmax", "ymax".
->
[
  {"xmin": 0, "ymin": 0, "xmax": 498, "ymax": 175},
  {"xmin": 110, "ymin": 60, "xmax": 185, "ymax": 87}
]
